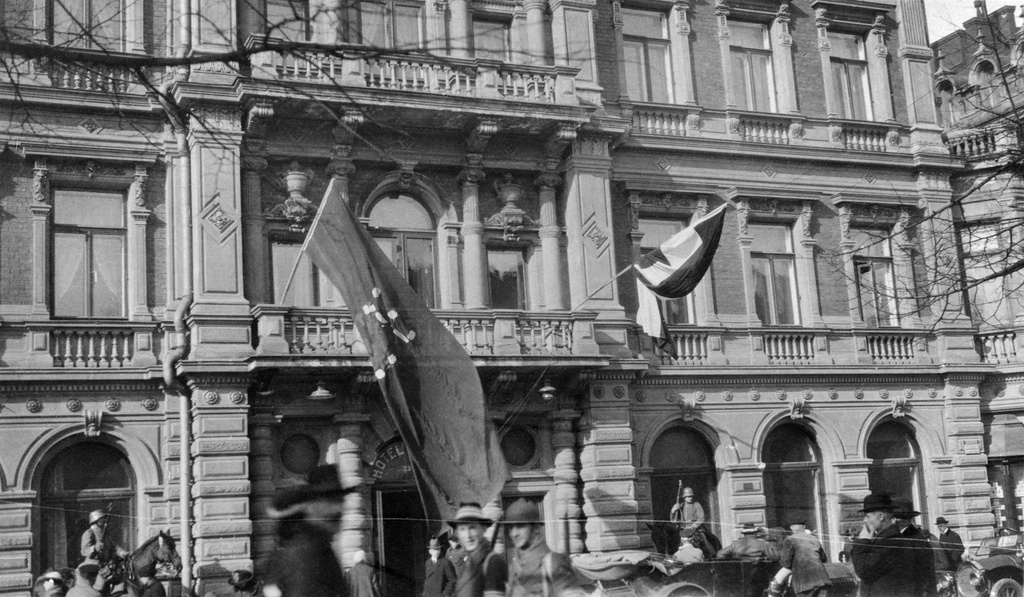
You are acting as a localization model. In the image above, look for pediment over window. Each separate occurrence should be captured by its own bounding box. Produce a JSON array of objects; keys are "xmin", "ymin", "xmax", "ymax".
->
[
  {"xmin": 810, "ymin": 0, "xmax": 894, "ymax": 31},
  {"xmin": 716, "ymin": 0, "xmax": 789, "ymax": 21}
]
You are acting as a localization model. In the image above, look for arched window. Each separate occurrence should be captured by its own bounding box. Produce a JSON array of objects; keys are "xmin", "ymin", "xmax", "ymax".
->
[
  {"xmin": 867, "ymin": 421, "xmax": 922, "ymax": 511},
  {"xmin": 40, "ymin": 442, "xmax": 135, "ymax": 572},
  {"xmin": 936, "ymin": 81, "xmax": 956, "ymax": 127},
  {"xmin": 763, "ymin": 424, "xmax": 827, "ymax": 537},
  {"xmin": 973, "ymin": 61, "xmax": 996, "ymax": 107},
  {"xmin": 648, "ymin": 427, "xmax": 717, "ymax": 526},
  {"xmin": 368, "ymin": 194, "xmax": 438, "ymax": 308}
]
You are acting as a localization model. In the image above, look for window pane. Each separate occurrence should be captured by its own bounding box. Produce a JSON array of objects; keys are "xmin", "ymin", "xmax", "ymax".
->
[
  {"xmin": 848, "ymin": 62, "xmax": 870, "ymax": 120},
  {"xmin": 856, "ymin": 260, "xmax": 878, "ymax": 326},
  {"xmin": 361, "ymin": 3, "xmax": 386, "ymax": 46},
  {"xmin": 752, "ymin": 256, "xmax": 771, "ymax": 323},
  {"xmin": 405, "ymin": 237, "xmax": 435, "ymax": 308},
  {"xmin": 750, "ymin": 52, "xmax": 773, "ymax": 112},
  {"xmin": 474, "ymin": 20, "xmax": 509, "ymax": 61},
  {"xmin": 565, "ymin": 9, "xmax": 594, "ymax": 81},
  {"xmin": 867, "ymin": 422, "xmax": 915, "ymax": 459},
  {"xmin": 764, "ymin": 425, "xmax": 817, "ymax": 463},
  {"xmin": 648, "ymin": 42, "xmax": 671, "ymax": 104},
  {"xmin": 317, "ymin": 269, "xmax": 345, "ymax": 307},
  {"xmin": 731, "ymin": 52, "xmax": 750, "ymax": 110},
  {"xmin": 831, "ymin": 61, "xmax": 849, "ymax": 119},
  {"xmin": 772, "ymin": 258, "xmax": 797, "ymax": 325},
  {"xmin": 54, "ymin": 233, "xmax": 88, "ymax": 317},
  {"xmin": 765, "ymin": 469, "xmax": 819, "ymax": 531},
  {"xmin": 873, "ymin": 261, "xmax": 897, "ymax": 326},
  {"xmin": 730, "ymin": 22, "xmax": 766, "ymax": 49},
  {"xmin": 639, "ymin": 219, "xmax": 684, "ymax": 249},
  {"xmin": 851, "ymin": 229, "xmax": 891, "ymax": 258},
  {"xmin": 662, "ymin": 296, "xmax": 693, "ymax": 325},
  {"xmin": 93, "ymin": 0, "xmax": 122, "ymax": 51},
  {"xmin": 623, "ymin": 41, "xmax": 647, "ymax": 101},
  {"xmin": 650, "ymin": 427, "xmax": 712, "ymax": 468},
  {"xmin": 622, "ymin": 9, "xmax": 665, "ymax": 38},
  {"xmin": 271, "ymin": 243, "xmax": 315, "ymax": 306},
  {"xmin": 749, "ymin": 224, "xmax": 791, "ymax": 253},
  {"xmin": 267, "ymin": 0, "xmax": 309, "ymax": 41},
  {"xmin": 369, "ymin": 195, "xmax": 433, "ymax": 230},
  {"xmin": 54, "ymin": 190, "xmax": 125, "ymax": 228},
  {"xmin": 488, "ymin": 251, "xmax": 525, "ymax": 310},
  {"xmin": 394, "ymin": 4, "xmax": 423, "ymax": 50},
  {"xmin": 53, "ymin": 0, "xmax": 88, "ymax": 47},
  {"xmin": 829, "ymin": 33, "xmax": 862, "ymax": 60},
  {"xmin": 92, "ymin": 234, "xmax": 124, "ymax": 318},
  {"xmin": 57, "ymin": 443, "xmax": 132, "ymax": 491}
]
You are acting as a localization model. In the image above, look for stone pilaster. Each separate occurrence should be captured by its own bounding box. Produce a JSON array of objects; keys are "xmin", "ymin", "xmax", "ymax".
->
[
  {"xmin": 578, "ymin": 380, "xmax": 641, "ymax": 551},
  {"xmin": 721, "ymin": 464, "xmax": 767, "ymax": 533},
  {"xmin": 941, "ymin": 377, "xmax": 994, "ymax": 543},
  {"xmin": 771, "ymin": 4, "xmax": 798, "ymax": 114},
  {"xmin": 814, "ymin": 9, "xmax": 839, "ymax": 119},
  {"xmin": 0, "ymin": 492, "xmax": 35, "ymax": 597},
  {"xmin": 715, "ymin": 3, "xmax": 736, "ymax": 109},
  {"xmin": 523, "ymin": 0, "xmax": 547, "ymax": 65},
  {"xmin": 189, "ymin": 377, "xmax": 252, "ymax": 596},
  {"xmin": 460, "ymin": 166, "xmax": 487, "ymax": 310},
  {"xmin": 866, "ymin": 14, "xmax": 894, "ymax": 122},
  {"xmin": 550, "ymin": 409, "xmax": 583, "ymax": 554},
  {"xmin": 128, "ymin": 164, "xmax": 152, "ymax": 322},
  {"xmin": 669, "ymin": 1, "xmax": 696, "ymax": 106},
  {"xmin": 536, "ymin": 170, "xmax": 565, "ymax": 311},
  {"xmin": 335, "ymin": 414, "xmax": 370, "ymax": 568},
  {"xmin": 449, "ymin": 0, "xmax": 470, "ymax": 58},
  {"xmin": 241, "ymin": 100, "xmax": 273, "ymax": 305},
  {"xmin": 249, "ymin": 408, "xmax": 276, "ymax": 569},
  {"xmin": 30, "ymin": 158, "xmax": 50, "ymax": 318},
  {"xmin": 796, "ymin": 201, "xmax": 825, "ymax": 328}
]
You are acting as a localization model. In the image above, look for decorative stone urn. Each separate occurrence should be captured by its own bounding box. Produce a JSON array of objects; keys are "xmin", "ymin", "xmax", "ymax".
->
[{"xmin": 282, "ymin": 161, "xmax": 314, "ymax": 231}]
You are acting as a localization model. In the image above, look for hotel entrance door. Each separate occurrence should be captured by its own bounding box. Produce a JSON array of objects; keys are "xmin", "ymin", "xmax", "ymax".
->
[{"xmin": 375, "ymin": 489, "xmax": 428, "ymax": 597}]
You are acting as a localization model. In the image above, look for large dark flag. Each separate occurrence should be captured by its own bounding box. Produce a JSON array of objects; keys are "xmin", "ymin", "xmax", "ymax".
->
[
  {"xmin": 302, "ymin": 179, "xmax": 509, "ymax": 525},
  {"xmin": 634, "ymin": 204, "xmax": 727, "ymax": 355}
]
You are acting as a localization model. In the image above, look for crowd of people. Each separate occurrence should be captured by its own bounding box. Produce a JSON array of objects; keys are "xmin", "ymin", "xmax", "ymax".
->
[{"xmin": 33, "ymin": 509, "xmax": 132, "ymax": 597}]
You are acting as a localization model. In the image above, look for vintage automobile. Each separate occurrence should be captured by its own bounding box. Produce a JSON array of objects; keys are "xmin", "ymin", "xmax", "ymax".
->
[
  {"xmin": 953, "ymin": 529, "xmax": 1024, "ymax": 597},
  {"xmin": 572, "ymin": 551, "xmax": 858, "ymax": 597}
]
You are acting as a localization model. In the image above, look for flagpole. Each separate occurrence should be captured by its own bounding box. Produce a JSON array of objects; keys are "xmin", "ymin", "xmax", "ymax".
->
[
  {"xmin": 569, "ymin": 265, "xmax": 634, "ymax": 311},
  {"xmin": 276, "ymin": 250, "xmax": 304, "ymax": 304}
]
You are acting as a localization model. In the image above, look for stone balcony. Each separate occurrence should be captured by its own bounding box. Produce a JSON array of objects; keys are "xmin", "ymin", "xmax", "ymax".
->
[
  {"xmin": 0, "ymin": 321, "xmax": 164, "ymax": 369},
  {"xmin": 976, "ymin": 329, "xmax": 1022, "ymax": 365}
]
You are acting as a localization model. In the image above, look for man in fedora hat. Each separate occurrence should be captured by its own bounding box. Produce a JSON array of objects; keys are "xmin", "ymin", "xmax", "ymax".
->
[
  {"xmin": 933, "ymin": 517, "xmax": 963, "ymax": 573},
  {"xmin": 423, "ymin": 538, "xmax": 457, "ymax": 597},
  {"xmin": 770, "ymin": 519, "xmax": 830, "ymax": 597},
  {"xmin": 261, "ymin": 465, "xmax": 351, "ymax": 597},
  {"xmin": 892, "ymin": 498, "xmax": 936, "ymax": 597},
  {"xmin": 851, "ymin": 493, "xmax": 919, "ymax": 597},
  {"xmin": 450, "ymin": 503, "xmax": 506, "ymax": 597},
  {"xmin": 717, "ymin": 523, "xmax": 778, "ymax": 561},
  {"xmin": 228, "ymin": 570, "xmax": 262, "ymax": 597},
  {"xmin": 80, "ymin": 510, "xmax": 128, "ymax": 568},
  {"xmin": 503, "ymin": 498, "xmax": 582, "ymax": 597}
]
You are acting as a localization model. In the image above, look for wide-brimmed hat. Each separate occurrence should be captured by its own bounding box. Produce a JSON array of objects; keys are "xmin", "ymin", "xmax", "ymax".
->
[
  {"xmin": 740, "ymin": 523, "xmax": 760, "ymax": 534},
  {"xmin": 859, "ymin": 493, "xmax": 895, "ymax": 513},
  {"xmin": 504, "ymin": 498, "xmax": 542, "ymax": 525},
  {"xmin": 228, "ymin": 571, "xmax": 258, "ymax": 592},
  {"xmin": 892, "ymin": 497, "xmax": 920, "ymax": 519},
  {"xmin": 88, "ymin": 510, "xmax": 109, "ymax": 525},
  {"xmin": 267, "ymin": 465, "xmax": 351, "ymax": 519},
  {"xmin": 37, "ymin": 572, "xmax": 66, "ymax": 586},
  {"xmin": 449, "ymin": 503, "xmax": 493, "ymax": 527},
  {"xmin": 936, "ymin": 517, "xmax": 950, "ymax": 525},
  {"xmin": 428, "ymin": 538, "xmax": 443, "ymax": 550}
]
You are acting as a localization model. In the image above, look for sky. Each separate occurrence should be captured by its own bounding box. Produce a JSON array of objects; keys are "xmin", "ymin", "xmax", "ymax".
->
[{"xmin": 927, "ymin": 0, "xmax": 1020, "ymax": 41}]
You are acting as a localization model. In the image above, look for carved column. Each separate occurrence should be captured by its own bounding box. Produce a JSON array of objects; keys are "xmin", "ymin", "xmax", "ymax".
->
[
  {"xmin": 336, "ymin": 414, "xmax": 370, "ymax": 568},
  {"xmin": 242, "ymin": 100, "xmax": 273, "ymax": 305},
  {"xmin": 550, "ymin": 409, "xmax": 583, "ymax": 553},
  {"xmin": 127, "ymin": 166, "xmax": 152, "ymax": 322},
  {"xmin": 837, "ymin": 206, "xmax": 864, "ymax": 331},
  {"xmin": 866, "ymin": 14, "xmax": 894, "ymax": 122},
  {"xmin": 715, "ymin": 3, "xmax": 736, "ymax": 109},
  {"xmin": 524, "ymin": 0, "xmax": 547, "ymax": 65},
  {"xmin": 449, "ymin": 0, "xmax": 471, "ymax": 58},
  {"xmin": 892, "ymin": 209, "xmax": 922, "ymax": 329},
  {"xmin": 537, "ymin": 169, "xmax": 565, "ymax": 311},
  {"xmin": 460, "ymin": 165, "xmax": 487, "ymax": 309},
  {"xmin": 611, "ymin": 1, "xmax": 629, "ymax": 102},
  {"xmin": 669, "ymin": 0, "xmax": 696, "ymax": 106},
  {"xmin": 428, "ymin": 0, "xmax": 449, "ymax": 54},
  {"xmin": 771, "ymin": 3, "xmax": 798, "ymax": 114},
  {"xmin": 815, "ymin": 9, "xmax": 839, "ymax": 119},
  {"xmin": 734, "ymin": 200, "xmax": 760, "ymax": 328},
  {"xmin": 328, "ymin": 114, "xmax": 363, "ymax": 200},
  {"xmin": 31, "ymin": 159, "xmax": 51, "ymax": 318},
  {"xmin": 796, "ymin": 201, "xmax": 825, "ymax": 328},
  {"xmin": 896, "ymin": 0, "xmax": 937, "ymax": 126}
]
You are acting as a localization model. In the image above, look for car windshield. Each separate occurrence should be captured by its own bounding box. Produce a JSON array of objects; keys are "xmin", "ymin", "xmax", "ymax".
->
[{"xmin": 971, "ymin": 532, "xmax": 1021, "ymax": 558}]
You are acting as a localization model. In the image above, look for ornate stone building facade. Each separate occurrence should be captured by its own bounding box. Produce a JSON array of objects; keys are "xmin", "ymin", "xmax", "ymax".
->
[{"xmin": 0, "ymin": 1, "xmax": 997, "ymax": 597}]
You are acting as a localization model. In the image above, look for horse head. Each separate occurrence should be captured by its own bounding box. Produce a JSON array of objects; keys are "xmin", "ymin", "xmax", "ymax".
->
[
  {"xmin": 647, "ymin": 522, "xmax": 680, "ymax": 555},
  {"xmin": 132, "ymin": 531, "xmax": 182, "ymax": 579},
  {"xmin": 155, "ymin": 530, "xmax": 182, "ymax": 574}
]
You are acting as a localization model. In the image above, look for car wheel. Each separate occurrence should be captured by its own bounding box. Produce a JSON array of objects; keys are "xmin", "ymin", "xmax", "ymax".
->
[{"xmin": 991, "ymin": 578, "xmax": 1024, "ymax": 597}]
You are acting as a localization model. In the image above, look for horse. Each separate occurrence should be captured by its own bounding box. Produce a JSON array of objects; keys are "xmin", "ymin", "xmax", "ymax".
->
[
  {"xmin": 647, "ymin": 522, "xmax": 681, "ymax": 556},
  {"xmin": 106, "ymin": 531, "xmax": 181, "ymax": 597}
]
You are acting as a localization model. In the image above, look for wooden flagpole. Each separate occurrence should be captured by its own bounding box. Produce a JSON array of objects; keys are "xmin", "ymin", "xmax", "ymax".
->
[
  {"xmin": 276, "ymin": 248, "xmax": 304, "ymax": 304},
  {"xmin": 569, "ymin": 265, "xmax": 634, "ymax": 311}
]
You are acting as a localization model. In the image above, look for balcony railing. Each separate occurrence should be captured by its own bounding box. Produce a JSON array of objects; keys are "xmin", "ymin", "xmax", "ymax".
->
[
  {"xmin": 977, "ymin": 330, "xmax": 1019, "ymax": 364},
  {"xmin": 763, "ymin": 332, "xmax": 815, "ymax": 364},
  {"xmin": 654, "ymin": 330, "xmax": 710, "ymax": 366},
  {"xmin": 839, "ymin": 123, "xmax": 893, "ymax": 152},
  {"xmin": 253, "ymin": 305, "xmax": 599, "ymax": 358},
  {"xmin": 26, "ymin": 55, "xmax": 137, "ymax": 93},
  {"xmin": 865, "ymin": 332, "xmax": 917, "ymax": 364},
  {"xmin": 20, "ymin": 322, "xmax": 161, "ymax": 368}
]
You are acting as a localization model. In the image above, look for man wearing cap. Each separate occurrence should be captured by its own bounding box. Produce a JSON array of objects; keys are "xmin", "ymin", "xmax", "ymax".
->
[
  {"xmin": 934, "ymin": 517, "xmax": 963, "ymax": 573},
  {"xmin": 423, "ymin": 538, "xmax": 457, "ymax": 597},
  {"xmin": 717, "ymin": 524, "xmax": 778, "ymax": 561},
  {"xmin": 893, "ymin": 498, "xmax": 936, "ymax": 597},
  {"xmin": 80, "ymin": 510, "xmax": 128, "ymax": 568},
  {"xmin": 503, "ymin": 498, "xmax": 582, "ymax": 597},
  {"xmin": 261, "ymin": 465, "xmax": 350, "ymax": 597},
  {"xmin": 450, "ymin": 503, "xmax": 506, "ymax": 597},
  {"xmin": 33, "ymin": 571, "xmax": 68, "ymax": 597},
  {"xmin": 851, "ymin": 493, "xmax": 918, "ymax": 597},
  {"xmin": 65, "ymin": 565, "xmax": 110, "ymax": 597},
  {"xmin": 770, "ymin": 520, "xmax": 830, "ymax": 597}
]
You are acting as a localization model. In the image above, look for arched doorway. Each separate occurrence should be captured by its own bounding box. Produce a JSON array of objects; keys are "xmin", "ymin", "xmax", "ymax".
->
[
  {"xmin": 370, "ymin": 438, "xmax": 428, "ymax": 597},
  {"xmin": 763, "ymin": 424, "xmax": 827, "ymax": 538},
  {"xmin": 40, "ymin": 441, "xmax": 135, "ymax": 572},
  {"xmin": 867, "ymin": 420, "xmax": 923, "ymax": 512},
  {"xmin": 648, "ymin": 426, "xmax": 717, "ymax": 527}
]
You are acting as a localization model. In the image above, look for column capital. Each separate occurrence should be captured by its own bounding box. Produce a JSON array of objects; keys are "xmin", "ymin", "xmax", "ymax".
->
[
  {"xmin": 459, "ymin": 167, "xmax": 487, "ymax": 185},
  {"xmin": 535, "ymin": 171, "xmax": 562, "ymax": 190},
  {"xmin": 33, "ymin": 160, "xmax": 50, "ymax": 203}
]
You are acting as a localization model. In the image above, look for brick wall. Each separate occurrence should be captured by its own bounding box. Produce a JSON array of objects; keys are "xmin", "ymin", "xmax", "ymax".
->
[{"xmin": 0, "ymin": 153, "xmax": 33, "ymax": 306}]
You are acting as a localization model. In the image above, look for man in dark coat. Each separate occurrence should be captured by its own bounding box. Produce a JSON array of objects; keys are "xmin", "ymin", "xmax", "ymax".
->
[
  {"xmin": 770, "ymin": 520, "xmax": 830, "ymax": 597},
  {"xmin": 503, "ymin": 498, "xmax": 582, "ymax": 597},
  {"xmin": 852, "ymin": 493, "xmax": 918, "ymax": 597},
  {"xmin": 262, "ymin": 465, "xmax": 350, "ymax": 597},
  {"xmin": 717, "ymin": 524, "xmax": 778, "ymax": 561},
  {"xmin": 423, "ymin": 538, "xmax": 457, "ymax": 597},
  {"xmin": 450, "ymin": 503, "xmax": 506, "ymax": 597},
  {"xmin": 893, "ymin": 498, "xmax": 937, "ymax": 597},
  {"xmin": 934, "ymin": 517, "xmax": 964, "ymax": 573},
  {"xmin": 446, "ymin": 536, "xmax": 467, "ymax": 577},
  {"xmin": 347, "ymin": 550, "xmax": 379, "ymax": 597}
]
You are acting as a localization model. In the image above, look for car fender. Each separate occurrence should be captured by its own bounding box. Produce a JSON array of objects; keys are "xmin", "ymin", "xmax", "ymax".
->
[{"xmin": 972, "ymin": 555, "xmax": 1023, "ymax": 572}]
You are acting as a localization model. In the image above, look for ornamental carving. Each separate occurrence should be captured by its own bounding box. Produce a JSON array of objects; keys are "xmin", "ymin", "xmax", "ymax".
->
[
  {"xmin": 66, "ymin": 398, "xmax": 82, "ymax": 412},
  {"xmin": 635, "ymin": 390, "xmax": 647, "ymax": 403},
  {"xmin": 886, "ymin": 130, "xmax": 900, "ymax": 146},
  {"xmin": 33, "ymin": 161, "xmax": 50, "ymax": 203},
  {"xmin": 802, "ymin": 389, "xmax": 813, "ymax": 401},
  {"xmin": 583, "ymin": 222, "xmax": 609, "ymax": 249},
  {"xmin": 130, "ymin": 165, "xmax": 148, "ymax": 207},
  {"xmin": 776, "ymin": 389, "xmax": 787, "ymax": 401},
  {"xmin": 723, "ymin": 390, "xmax": 733, "ymax": 401},
  {"xmin": 749, "ymin": 198, "xmax": 796, "ymax": 214},
  {"xmin": 903, "ymin": 389, "xmax": 913, "ymax": 400},
  {"xmin": 789, "ymin": 122, "xmax": 804, "ymax": 139},
  {"xmin": 665, "ymin": 391, "xmax": 676, "ymax": 403},
  {"xmin": 593, "ymin": 386, "xmax": 605, "ymax": 399},
  {"xmin": 628, "ymin": 193, "xmax": 641, "ymax": 230},
  {"xmin": 695, "ymin": 389, "xmax": 706, "ymax": 402},
  {"xmin": 749, "ymin": 389, "xmax": 760, "ymax": 401},
  {"xmin": 891, "ymin": 392, "xmax": 907, "ymax": 418},
  {"xmin": 789, "ymin": 393, "xmax": 806, "ymax": 419},
  {"xmin": 57, "ymin": 160, "xmax": 124, "ymax": 178},
  {"xmin": 878, "ymin": 388, "xmax": 889, "ymax": 400},
  {"xmin": 142, "ymin": 397, "xmax": 159, "ymax": 411},
  {"xmin": 105, "ymin": 398, "xmax": 121, "ymax": 412},
  {"xmin": 680, "ymin": 396, "xmax": 697, "ymax": 421},
  {"xmin": 828, "ymin": 388, "xmax": 839, "ymax": 400},
  {"xmin": 205, "ymin": 390, "xmax": 221, "ymax": 405},
  {"xmin": 26, "ymin": 399, "xmax": 42, "ymax": 413},
  {"xmin": 853, "ymin": 388, "xmax": 864, "ymax": 400},
  {"xmin": 230, "ymin": 391, "xmax": 246, "ymax": 405},
  {"xmin": 206, "ymin": 204, "xmax": 234, "ymax": 232},
  {"xmin": 953, "ymin": 386, "xmax": 963, "ymax": 397},
  {"xmin": 613, "ymin": 385, "xmax": 625, "ymax": 399},
  {"xmin": 969, "ymin": 386, "xmax": 978, "ymax": 397}
]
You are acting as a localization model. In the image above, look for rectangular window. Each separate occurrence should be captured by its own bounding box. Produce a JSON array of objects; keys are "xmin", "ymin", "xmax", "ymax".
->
[
  {"xmin": 487, "ymin": 250, "xmax": 526, "ymax": 310},
  {"xmin": 271, "ymin": 242, "xmax": 344, "ymax": 306},
  {"xmin": 639, "ymin": 218, "xmax": 695, "ymax": 325},
  {"xmin": 267, "ymin": 0, "xmax": 310, "ymax": 41},
  {"xmin": 373, "ymin": 235, "xmax": 437, "ymax": 308},
  {"xmin": 851, "ymin": 229, "xmax": 898, "ymax": 327},
  {"xmin": 53, "ymin": 190, "xmax": 126, "ymax": 318},
  {"xmin": 729, "ymin": 22, "xmax": 775, "ymax": 112},
  {"xmin": 474, "ymin": 19, "xmax": 510, "ymax": 61},
  {"xmin": 360, "ymin": 1, "xmax": 423, "ymax": 49},
  {"xmin": 565, "ymin": 8, "xmax": 595, "ymax": 82},
  {"xmin": 622, "ymin": 9, "xmax": 671, "ymax": 103},
  {"xmin": 830, "ymin": 33, "xmax": 872, "ymax": 120},
  {"xmin": 749, "ymin": 223, "xmax": 798, "ymax": 325},
  {"xmin": 52, "ymin": 0, "xmax": 122, "ymax": 51},
  {"xmin": 961, "ymin": 222, "xmax": 1011, "ymax": 325}
]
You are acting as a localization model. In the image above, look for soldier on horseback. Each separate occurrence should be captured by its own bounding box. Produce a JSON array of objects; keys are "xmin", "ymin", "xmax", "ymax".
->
[
  {"xmin": 668, "ymin": 484, "xmax": 722, "ymax": 560},
  {"xmin": 80, "ymin": 510, "xmax": 128, "ymax": 569}
]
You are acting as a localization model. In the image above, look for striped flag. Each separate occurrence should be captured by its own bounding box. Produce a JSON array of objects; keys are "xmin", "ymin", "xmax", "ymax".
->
[{"xmin": 635, "ymin": 204, "xmax": 727, "ymax": 355}]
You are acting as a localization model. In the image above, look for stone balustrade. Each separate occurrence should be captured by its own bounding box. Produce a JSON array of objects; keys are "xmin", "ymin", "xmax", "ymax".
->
[
  {"xmin": 865, "ymin": 332, "xmax": 917, "ymax": 364},
  {"xmin": 654, "ymin": 330, "xmax": 711, "ymax": 365},
  {"xmin": 977, "ymin": 330, "xmax": 1019, "ymax": 364},
  {"xmin": 839, "ymin": 122, "xmax": 894, "ymax": 152},
  {"xmin": 735, "ymin": 115, "xmax": 791, "ymax": 145},
  {"xmin": 762, "ymin": 332, "xmax": 816, "ymax": 364},
  {"xmin": 16, "ymin": 322, "xmax": 161, "ymax": 368},
  {"xmin": 29, "ymin": 55, "xmax": 136, "ymax": 93}
]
